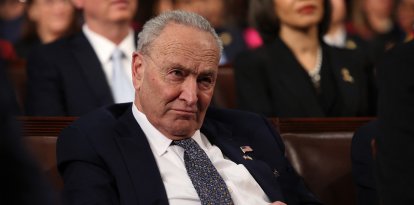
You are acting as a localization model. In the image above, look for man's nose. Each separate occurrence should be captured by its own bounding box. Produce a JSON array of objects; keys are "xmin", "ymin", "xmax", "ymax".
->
[{"xmin": 180, "ymin": 78, "xmax": 198, "ymax": 106}]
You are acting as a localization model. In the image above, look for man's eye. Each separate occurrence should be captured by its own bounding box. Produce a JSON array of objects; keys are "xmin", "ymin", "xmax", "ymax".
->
[
  {"xmin": 198, "ymin": 76, "xmax": 214, "ymax": 89},
  {"xmin": 170, "ymin": 69, "xmax": 184, "ymax": 77}
]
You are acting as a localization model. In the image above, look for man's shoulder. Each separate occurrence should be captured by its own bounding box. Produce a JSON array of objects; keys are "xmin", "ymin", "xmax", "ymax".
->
[
  {"xmin": 205, "ymin": 107, "xmax": 267, "ymax": 126},
  {"xmin": 378, "ymin": 40, "xmax": 414, "ymax": 77},
  {"xmin": 30, "ymin": 32, "xmax": 87, "ymax": 56},
  {"xmin": 69, "ymin": 103, "xmax": 132, "ymax": 132},
  {"xmin": 385, "ymin": 40, "xmax": 414, "ymax": 62}
]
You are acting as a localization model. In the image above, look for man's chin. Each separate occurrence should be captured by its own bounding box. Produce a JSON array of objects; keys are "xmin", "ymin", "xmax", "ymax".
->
[
  {"xmin": 110, "ymin": 12, "xmax": 134, "ymax": 22},
  {"xmin": 169, "ymin": 122, "xmax": 198, "ymax": 137}
]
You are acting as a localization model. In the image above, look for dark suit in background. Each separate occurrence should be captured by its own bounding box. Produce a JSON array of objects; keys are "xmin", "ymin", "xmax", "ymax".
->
[
  {"xmin": 351, "ymin": 120, "xmax": 380, "ymax": 205},
  {"xmin": 25, "ymin": 32, "xmax": 114, "ymax": 116},
  {"xmin": 376, "ymin": 40, "xmax": 414, "ymax": 204},
  {"xmin": 234, "ymin": 37, "xmax": 374, "ymax": 117},
  {"xmin": 57, "ymin": 103, "xmax": 321, "ymax": 205},
  {"xmin": 0, "ymin": 60, "xmax": 55, "ymax": 205},
  {"xmin": 216, "ymin": 27, "xmax": 248, "ymax": 65}
]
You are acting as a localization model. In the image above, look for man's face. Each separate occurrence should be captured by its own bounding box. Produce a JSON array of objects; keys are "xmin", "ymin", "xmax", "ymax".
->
[
  {"xmin": 73, "ymin": 0, "xmax": 137, "ymax": 24},
  {"xmin": 132, "ymin": 23, "xmax": 220, "ymax": 140}
]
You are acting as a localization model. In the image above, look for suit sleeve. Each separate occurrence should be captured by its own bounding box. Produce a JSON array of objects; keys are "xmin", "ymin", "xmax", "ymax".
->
[
  {"xmin": 261, "ymin": 116, "xmax": 323, "ymax": 205},
  {"xmin": 57, "ymin": 125, "xmax": 120, "ymax": 205},
  {"xmin": 234, "ymin": 50, "xmax": 274, "ymax": 116},
  {"xmin": 351, "ymin": 121, "xmax": 380, "ymax": 205},
  {"xmin": 25, "ymin": 46, "xmax": 66, "ymax": 116}
]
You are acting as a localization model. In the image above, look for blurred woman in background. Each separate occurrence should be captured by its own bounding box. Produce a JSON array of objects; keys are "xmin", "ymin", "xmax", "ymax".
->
[
  {"xmin": 395, "ymin": 0, "xmax": 414, "ymax": 42},
  {"xmin": 323, "ymin": 0, "xmax": 367, "ymax": 49},
  {"xmin": 172, "ymin": 0, "xmax": 248, "ymax": 65},
  {"xmin": 349, "ymin": 0, "xmax": 402, "ymax": 62},
  {"xmin": 14, "ymin": 0, "xmax": 78, "ymax": 58},
  {"xmin": 234, "ymin": 0, "xmax": 374, "ymax": 117}
]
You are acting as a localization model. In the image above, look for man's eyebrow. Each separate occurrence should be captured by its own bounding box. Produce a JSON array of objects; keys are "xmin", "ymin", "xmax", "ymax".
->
[
  {"xmin": 199, "ymin": 69, "xmax": 217, "ymax": 76},
  {"xmin": 163, "ymin": 62, "xmax": 187, "ymax": 70},
  {"xmin": 166, "ymin": 63, "xmax": 217, "ymax": 76}
]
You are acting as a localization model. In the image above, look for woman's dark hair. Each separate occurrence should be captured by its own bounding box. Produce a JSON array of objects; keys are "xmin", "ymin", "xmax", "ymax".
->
[
  {"xmin": 20, "ymin": 0, "xmax": 79, "ymax": 43},
  {"xmin": 248, "ymin": 0, "xmax": 331, "ymax": 44}
]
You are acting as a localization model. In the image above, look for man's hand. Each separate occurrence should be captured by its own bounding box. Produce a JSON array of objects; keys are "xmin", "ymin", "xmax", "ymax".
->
[{"xmin": 270, "ymin": 201, "xmax": 287, "ymax": 205}]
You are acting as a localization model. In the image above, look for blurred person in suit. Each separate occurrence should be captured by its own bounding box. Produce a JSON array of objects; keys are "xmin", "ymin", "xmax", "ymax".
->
[
  {"xmin": 172, "ymin": 0, "xmax": 248, "ymax": 65},
  {"xmin": 395, "ymin": 0, "xmax": 414, "ymax": 42},
  {"xmin": 349, "ymin": 0, "xmax": 404, "ymax": 62},
  {"xmin": 0, "ymin": 59, "xmax": 55, "ymax": 204},
  {"xmin": 349, "ymin": 0, "xmax": 397, "ymax": 40},
  {"xmin": 376, "ymin": 39, "xmax": 414, "ymax": 204},
  {"xmin": 14, "ymin": 0, "xmax": 79, "ymax": 59},
  {"xmin": 324, "ymin": 0, "xmax": 367, "ymax": 49},
  {"xmin": 25, "ymin": 0, "xmax": 138, "ymax": 116},
  {"xmin": 0, "ymin": 0, "xmax": 25, "ymax": 43},
  {"xmin": 234, "ymin": 0, "xmax": 374, "ymax": 117}
]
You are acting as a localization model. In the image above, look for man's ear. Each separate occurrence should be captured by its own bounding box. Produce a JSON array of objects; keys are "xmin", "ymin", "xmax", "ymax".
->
[{"xmin": 132, "ymin": 52, "xmax": 145, "ymax": 90}]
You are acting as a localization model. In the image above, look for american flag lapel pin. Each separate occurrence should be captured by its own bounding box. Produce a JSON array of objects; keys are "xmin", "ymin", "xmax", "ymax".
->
[
  {"xmin": 240, "ymin": 146, "xmax": 253, "ymax": 153},
  {"xmin": 243, "ymin": 155, "xmax": 253, "ymax": 160}
]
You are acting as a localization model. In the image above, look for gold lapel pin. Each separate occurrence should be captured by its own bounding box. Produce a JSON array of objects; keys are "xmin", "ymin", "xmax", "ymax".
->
[
  {"xmin": 243, "ymin": 155, "xmax": 253, "ymax": 160},
  {"xmin": 220, "ymin": 32, "xmax": 232, "ymax": 46},
  {"xmin": 345, "ymin": 40, "xmax": 357, "ymax": 50},
  {"xmin": 341, "ymin": 68, "xmax": 354, "ymax": 83}
]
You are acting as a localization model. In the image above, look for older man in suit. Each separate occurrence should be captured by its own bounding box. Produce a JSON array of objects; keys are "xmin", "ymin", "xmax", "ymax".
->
[
  {"xmin": 25, "ymin": 0, "xmax": 138, "ymax": 116},
  {"xmin": 57, "ymin": 11, "xmax": 321, "ymax": 205}
]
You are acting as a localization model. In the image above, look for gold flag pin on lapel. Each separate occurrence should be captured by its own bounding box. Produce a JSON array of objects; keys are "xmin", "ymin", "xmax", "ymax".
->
[
  {"xmin": 240, "ymin": 146, "xmax": 253, "ymax": 153},
  {"xmin": 243, "ymin": 155, "xmax": 253, "ymax": 160},
  {"xmin": 341, "ymin": 68, "xmax": 354, "ymax": 83}
]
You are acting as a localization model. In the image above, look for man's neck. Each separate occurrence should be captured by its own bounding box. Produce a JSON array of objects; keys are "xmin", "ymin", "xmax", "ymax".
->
[{"xmin": 86, "ymin": 20, "xmax": 131, "ymax": 45}]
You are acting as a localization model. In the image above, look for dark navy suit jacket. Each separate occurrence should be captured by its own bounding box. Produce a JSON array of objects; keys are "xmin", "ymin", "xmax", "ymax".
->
[
  {"xmin": 25, "ymin": 32, "xmax": 116, "ymax": 116},
  {"xmin": 351, "ymin": 120, "xmax": 380, "ymax": 205},
  {"xmin": 57, "ymin": 103, "xmax": 321, "ymax": 205}
]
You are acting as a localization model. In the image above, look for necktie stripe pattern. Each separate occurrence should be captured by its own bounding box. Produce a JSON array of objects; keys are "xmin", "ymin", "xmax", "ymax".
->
[
  {"xmin": 111, "ymin": 48, "xmax": 134, "ymax": 103},
  {"xmin": 174, "ymin": 139, "xmax": 234, "ymax": 205}
]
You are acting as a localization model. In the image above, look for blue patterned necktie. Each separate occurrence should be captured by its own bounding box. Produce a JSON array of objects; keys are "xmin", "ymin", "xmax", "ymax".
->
[
  {"xmin": 174, "ymin": 138, "xmax": 234, "ymax": 205},
  {"xmin": 111, "ymin": 48, "xmax": 134, "ymax": 103}
]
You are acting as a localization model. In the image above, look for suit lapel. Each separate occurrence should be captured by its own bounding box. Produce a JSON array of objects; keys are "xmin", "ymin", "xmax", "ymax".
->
[
  {"xmin": 114, "ymin": 107, "xmax": 169, "ymax": 204},
  {"xmin": 71, "ymin": 32, "xmax": 114, "ymax": 104},
  {"xmin": 201, "ymin": 118, "xmax": 285, "ymax": 202},
  {"xmin": 325, "ymin": 46, "xmax": 359, "ymax": 115},
  {"xmin": 265, "ymin": 39, "xmax": 325, "ymax": 116}
]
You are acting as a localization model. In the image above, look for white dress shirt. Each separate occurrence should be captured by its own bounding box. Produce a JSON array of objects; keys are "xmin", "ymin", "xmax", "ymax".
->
[
  {"xmin": 132, "ymin": 104, "xmax": 271, "ymax": 205},
  {"xmin": 82, "ymin": 24, "xmax": 135, "ymax": 93},
  {"xmin": 323, "ymin": 26, "xmax": 347, "ymax": 48}
]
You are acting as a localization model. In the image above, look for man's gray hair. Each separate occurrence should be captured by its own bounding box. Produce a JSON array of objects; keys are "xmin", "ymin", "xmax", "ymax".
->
[{"xmin": 137, "ymin": 10, "xmax": 223, "ymax": 56}]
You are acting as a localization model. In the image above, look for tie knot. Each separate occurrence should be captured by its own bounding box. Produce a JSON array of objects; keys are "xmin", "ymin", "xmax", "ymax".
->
[
  {"xmin": 112, "ymin": 48, "xmax": 124, "ymax": 60},
  {"xmin": 173, "ymin": 138, "xmax": 197, "ymax": 150}
]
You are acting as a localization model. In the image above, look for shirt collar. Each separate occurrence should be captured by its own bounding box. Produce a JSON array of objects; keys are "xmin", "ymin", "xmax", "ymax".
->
[
  {"xmin": 82, "ymin": 24, "xmax": 135, "ymax": 63},
  {"xmin": 131, "ymin": 104, "xmax": 207, "ymax": 156},
  {"xmin": 323, "ymin": 26, "xmax": 347, "ymax": 48}
]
